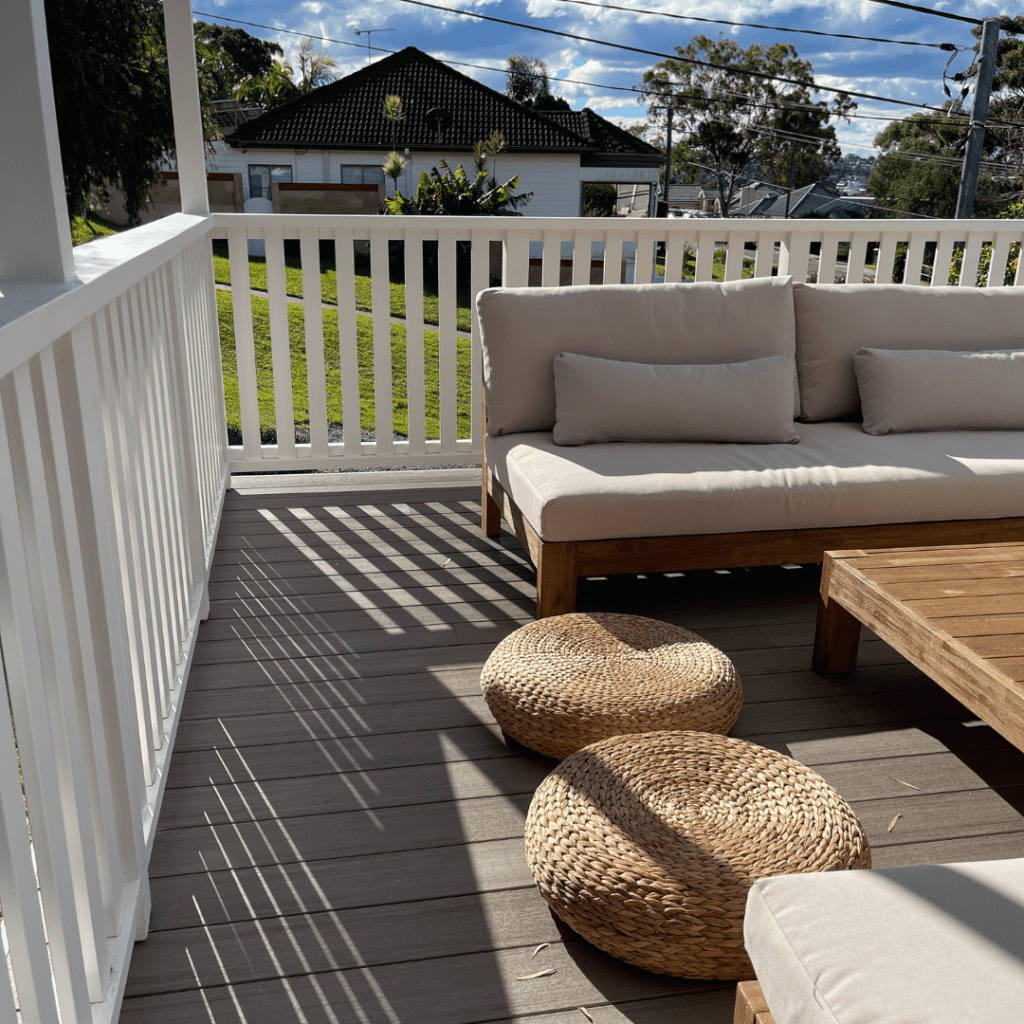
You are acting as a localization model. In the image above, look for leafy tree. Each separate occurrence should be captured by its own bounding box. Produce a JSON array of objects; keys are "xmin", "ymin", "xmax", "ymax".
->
[
  {"xmin": 295, "ymin": 36, "xmax": 338, "ymax": 92},
  {"xmin": 866, "ymin": 109, "xmax": 1004, "ymax": 218},
  {"xmin": 234, "ymin": 60, "xmax": 299, "ymax": 110},
  {"xmin": 532, "ymin": 93, "xmax": 572, "ymax": 111},
  {"xmin": 46, "ymin": 0, "xmax": 176, "ymax": 222},
  {"xmin": 582, "ymin": 182, "xmax": 616, "ymax": 216},
  {"xmin": 194, "ymin": 22, "xmax": 284, "ymax": 99},
  {"xmin": 506, "ymin": 55, "xmax": 549, "ymax": 104},
  {"xmin": 641, "ymin": 34, "xmax": 853, "ymax": 213},
  {"xmin": 969, "ymin": 16, "xmax": 1024, "ymax": 182}
]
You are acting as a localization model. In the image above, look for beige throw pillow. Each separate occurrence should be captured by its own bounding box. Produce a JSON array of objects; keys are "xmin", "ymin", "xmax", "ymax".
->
[
  {"xmin": 552, "ymin": 352, "xmax": 800, "ymax": 446},
  {"xmin": 854, "ymin": 347, "xmax": 1024, "ymax": 435}
]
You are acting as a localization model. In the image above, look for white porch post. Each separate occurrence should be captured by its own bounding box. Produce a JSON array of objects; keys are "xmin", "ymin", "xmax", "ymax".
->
[
  {"xmin": 163, "ymin": 0, "xmax": 209, "ymax": 217},
  {"xmin": 0, "ymin": 0, "xmax": 75, "ymax": 283}
]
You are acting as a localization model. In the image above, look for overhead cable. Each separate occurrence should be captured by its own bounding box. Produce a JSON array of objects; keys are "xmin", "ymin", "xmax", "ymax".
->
[
  {"xmin": 548, "ymin": 0, "xmax": 959, "ymax": 49},
  {"xmin": 861, "ymin": 0, "xmax": 982, "ymax": 26},
  {"xmin": 390, "ymin": 0, "xmax": 973, "ymax": 114}
]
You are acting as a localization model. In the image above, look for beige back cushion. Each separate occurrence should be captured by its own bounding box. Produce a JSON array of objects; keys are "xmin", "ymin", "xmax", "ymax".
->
[
  {"xmin": 794, "ymin": 281, "xmax": 1024, "ymax": 421},
  {"xmin": 479, "ymin": 276, "xmax": 796, "ymax": 435}
]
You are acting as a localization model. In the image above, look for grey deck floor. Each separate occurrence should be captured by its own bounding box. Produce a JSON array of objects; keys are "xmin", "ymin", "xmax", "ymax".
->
[{"xmin": 120, "ymin": 473, "xmax": 1024, "ymax": 1024}]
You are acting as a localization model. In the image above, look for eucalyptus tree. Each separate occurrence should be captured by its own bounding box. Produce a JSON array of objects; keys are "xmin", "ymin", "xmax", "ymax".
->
[{"xmin": 641, "ymin": 34, "xmax": 853, "ymax": 213}]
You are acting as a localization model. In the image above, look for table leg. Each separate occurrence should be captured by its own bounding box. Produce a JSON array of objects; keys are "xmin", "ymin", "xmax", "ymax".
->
[{"xmin": 813, "ymin": 593, "xmax": 862, "ymax": 674}]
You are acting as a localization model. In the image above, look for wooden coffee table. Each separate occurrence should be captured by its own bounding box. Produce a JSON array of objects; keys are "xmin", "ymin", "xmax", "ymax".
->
[{"xmin": 813, "ymin": 542, "xmax": 1024, "ymax": 752}]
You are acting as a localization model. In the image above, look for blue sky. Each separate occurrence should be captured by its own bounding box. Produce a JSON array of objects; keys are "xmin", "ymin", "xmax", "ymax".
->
[{"xmin": 196, "ymin": 0, "xmax": 1024, "ymax": 158}]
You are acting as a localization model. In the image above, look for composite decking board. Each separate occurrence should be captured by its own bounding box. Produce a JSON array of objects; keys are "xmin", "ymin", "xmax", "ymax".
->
[
  {"xmin": 155, "ymin": 754, "xmax": 554, "ymax": 830},
  {"xmin": 148, "ymin": 837, "xmax": 536, "ymax": 931},
  {"xmin": 163, "ymin": 723, "xmax": 509, "ymax": 790},
  {"xmin": 129, "ymin": 482, "xmax": 1024, "ymax": 1024},
  {"xmin": 119, "ymin": 936, "xmax": 729, "ymax": 1024}
]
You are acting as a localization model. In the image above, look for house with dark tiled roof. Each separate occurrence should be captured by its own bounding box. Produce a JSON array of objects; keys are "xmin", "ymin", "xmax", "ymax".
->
[
  {"xmin": 733, "ymin": 181, "xmax": 875, "ymax": 219},
  {"xmin": 208, "ymin": 46, "xmax": 663, "ymax": 217}
]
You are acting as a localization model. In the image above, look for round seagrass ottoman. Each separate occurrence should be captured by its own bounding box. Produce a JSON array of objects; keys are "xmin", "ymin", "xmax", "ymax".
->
[
  {"xmin": 480, "ymin": 613, "xmax": 742, "ymax": 760},
  {"xmin": 524, "ymin": 730, "xmax": 871, "ymax": 980}
]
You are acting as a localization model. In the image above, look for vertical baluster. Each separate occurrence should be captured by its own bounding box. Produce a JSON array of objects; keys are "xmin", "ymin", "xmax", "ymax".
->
[
  {"xmin": 846, "ymin": 234, "xmax": 869, "ymax": 285},
  {"xmin": 816, "ymin": 233, "xmax": 840, "ymax": 285},
  {"xmin": 404, "ymin": 226, "xmax": 427, "ymax": 457},
  {"xmin": 571, "ymin": 231, "xmax": 597, "ymax": 286},
  {"xmin": 369, "ymin": 223, "xmax": 394, "ymax": 458},
  {"xmin": 986, "ymin": 231, "xmax": 1014, "ymax": 287},
  {"xmin": 875, "ymin": 233, "xmax": 899, "ymax": 285},
  {"xmin": 931, "ymin": 231, "xmax": 958, "ymax": 287},
  {"xmin": 693, "ymin": 230, "xmax": 715, "ymax": 282},
  {"xmin": 469, "ymin": 231, "xmax": 490, "ymax": 452},
  {"xmin": 227, "ymin": 226, "xmax": 261, "ymax": 462},
  {"xmin": 334, "ymin": 227, "xmax": 363, "ymax": 460},
  {"xmin": 633, "ymin": 230, "xmax": 656, "ymax": 284},
  {"xmin": 437, "ymin": 229, "xmax": 458, "ymax": 454},
  {"xmin": 265, "ymin": 225, "xmax": 296, "ymax": 459},
  {"xmin": 0, "ymin": 395, "xmax": 93, "ymax": 1022},
  {"xmin": 724, "ymin": 231, "xmax": 750, "ymax": 282},
  {"xmin": 603, "ymin": 230, "xmax": 626, "ymax": 284},
  {"xmin": 503, "ymin": 231, "xmax": 530, "ymax": 287},
  {"xmin": 903, "ymin": 233, "xmax": 930, "ymax": 286},
  {"xmin": 301, "ymin": 228, "xmax": 329, "ymax": 460},
  {"xmin": 540, "ymin": 231, "xmax": 561, "ymax": 288},
  {"xmin": 752, "ymin": 231, "xmax": 774, "ymax": 279},
  {"xmin": 957, "ymin": 232, "xmax": 986, "ymax": 287}
]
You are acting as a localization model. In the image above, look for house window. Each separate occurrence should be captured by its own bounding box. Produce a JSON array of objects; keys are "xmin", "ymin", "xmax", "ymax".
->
[
  {"xmin": 248, "ymin": 164, "xmax": 292, "ymax": 200},
  {"xmin": 340, "ymin": 165, "xmax": 385, "ymax": 186}
]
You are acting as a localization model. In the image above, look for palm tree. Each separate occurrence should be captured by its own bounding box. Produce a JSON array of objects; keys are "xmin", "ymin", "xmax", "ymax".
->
[{"xmin": 295, "ymin": 36, "xmax": 338, "ymax": 93}]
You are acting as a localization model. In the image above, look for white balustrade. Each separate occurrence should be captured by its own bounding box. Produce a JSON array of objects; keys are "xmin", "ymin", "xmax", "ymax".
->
[
  {"xmin": 211, "ymin": 213, "xmax": 1024, "ymax": 473},
  {"xmin": 0, "ymin": 213, "xmax": 226, "ymax": 1022}
]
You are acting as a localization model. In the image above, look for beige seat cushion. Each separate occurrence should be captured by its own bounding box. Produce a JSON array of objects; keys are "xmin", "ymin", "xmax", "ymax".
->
[
  {"xmin": 479, "ymin": 276, "xmax": 797, "ymax": 436},
  {"xmin": 485, "ymin": 421, "xmax": 1024, "ymax": 542},
  {"xmin": 793, "ymin": 282, "xmax": 1024, "ymax": 421},
  {"xmin": 744, "ymin": 858, "xmax": 1024, "ymax": 1024}
]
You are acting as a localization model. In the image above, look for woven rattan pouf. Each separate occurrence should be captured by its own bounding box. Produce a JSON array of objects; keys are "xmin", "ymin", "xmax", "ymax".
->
[
  {"xmin": 525, "ymin": 730, "xmax": 871, "ymax": 979},
  {"xmin": 480, "ymin": 612, "xmax": 742, "ymax": 760}
]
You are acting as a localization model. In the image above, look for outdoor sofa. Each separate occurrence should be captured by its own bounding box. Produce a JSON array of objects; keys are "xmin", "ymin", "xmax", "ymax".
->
[{"xmin": 478, "ymin": 276, "xmax": 1024, "ymax": 617}]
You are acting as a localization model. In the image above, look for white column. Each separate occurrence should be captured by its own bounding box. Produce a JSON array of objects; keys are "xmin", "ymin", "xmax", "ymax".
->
[
  {"xmin": 163, "ymin": 0, "xmax": 209, "ymax": 217},
  {"xmin": 0, "ymin": 0, "xmax": 75, "ymax": 283}
]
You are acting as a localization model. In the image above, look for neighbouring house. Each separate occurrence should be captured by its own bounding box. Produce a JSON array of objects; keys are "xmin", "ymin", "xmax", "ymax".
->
[
  {"xmin": 733, "ymin": 181, "xmax": 875, "ymax": 218},
  {"xmin": 215, "ymin": 46, "xmax": 663, "ymax": 218}
]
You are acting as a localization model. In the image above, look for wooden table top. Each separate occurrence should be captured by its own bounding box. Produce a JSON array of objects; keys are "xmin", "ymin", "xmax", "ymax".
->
[{"xmin": 816, "ymin": 542, "xmax": 1024, "ymax": 752}]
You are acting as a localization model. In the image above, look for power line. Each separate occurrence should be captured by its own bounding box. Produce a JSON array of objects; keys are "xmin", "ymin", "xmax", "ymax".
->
[
  {"xmin": 390, "ymin": 0, "xmax": 970, "ymax": 114},
  {"xmin": 548, "ymin": 0, "xmax": 960, "ymax": 50},
  {"xmin": 862, "ymin": 0, "xmax": 982, "ymax": 27}
]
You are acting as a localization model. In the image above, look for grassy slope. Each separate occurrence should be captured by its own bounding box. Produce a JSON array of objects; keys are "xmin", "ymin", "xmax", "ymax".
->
[
  {"xmin": 217, "ymin": 289, "xmax": 471, "ymax": 442},
  {"xmin": 71, "ymin": 215, "xmax": 120, "ymax": 246}
]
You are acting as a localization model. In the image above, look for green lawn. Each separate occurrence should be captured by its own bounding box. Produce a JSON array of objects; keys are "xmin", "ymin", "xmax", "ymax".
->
[
  {"xmin": 658, "ymin": 247, "xmax": 755, "ymax": 281},
  {"xmin": 71, "ymin": 215, "xmax": 120, "ymax": 246},
  {"xmin": 211, "ymin": 242, "xmax": 473, "ymax": 333},
  {"xmin": 217, "ymin": 289, "xmax": 472, "ymax": 444}
]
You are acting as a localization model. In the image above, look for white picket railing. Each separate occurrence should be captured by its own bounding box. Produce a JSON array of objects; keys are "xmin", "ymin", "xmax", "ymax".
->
[
  {"xmin": 213, "ymin": 213, "xmax": 1024, "ymax": 473},
  {"xmin": 0, "ymin": 213, "xmax": 227, "ymax": 1023}
]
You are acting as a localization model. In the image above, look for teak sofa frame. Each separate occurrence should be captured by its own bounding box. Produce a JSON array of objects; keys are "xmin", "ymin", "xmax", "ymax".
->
[{"xmin": 482, "ymin": 464, "xmax": 1024, "ymax": 619}]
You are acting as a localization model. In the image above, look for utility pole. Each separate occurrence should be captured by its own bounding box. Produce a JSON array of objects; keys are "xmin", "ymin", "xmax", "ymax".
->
[
  {"xmin": 955, "ymin": 17, "xmax": 1000, "ymax": 218},
  {"xmin": 354, "ymin": 27, "xmax": 395, "ymax": 66}
]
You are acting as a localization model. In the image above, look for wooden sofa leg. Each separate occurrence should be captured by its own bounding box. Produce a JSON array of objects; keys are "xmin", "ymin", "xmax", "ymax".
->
[
  {"xmin": 734, "ymin": 980, "xmax": 777, "ymax": 1024},
  {"xmin": 536, "ymin": 541, "xmax": 578, "ymax": 618},
  {"xmin": 482, "ymin": 467, "xmax": 502, "ymax": 537}
]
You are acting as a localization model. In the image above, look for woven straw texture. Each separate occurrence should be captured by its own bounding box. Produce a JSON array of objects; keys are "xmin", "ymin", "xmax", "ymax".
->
[
  {"xmin": 525, "ymin": 731, "xmax": 871, "ymax": 979},
  {"xmin": 480, "ymin": 613, "xmax": 742, "ymax": 760}
]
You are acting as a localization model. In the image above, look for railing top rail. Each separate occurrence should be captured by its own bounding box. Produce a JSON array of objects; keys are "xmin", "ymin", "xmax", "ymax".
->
[
  {"xmin": 210, "ymin": 212, "xmax": 1024, "ymax": 235},
  {"xmin": 0, "ymin": 213, "xmax": 212, "ymax": 380}
]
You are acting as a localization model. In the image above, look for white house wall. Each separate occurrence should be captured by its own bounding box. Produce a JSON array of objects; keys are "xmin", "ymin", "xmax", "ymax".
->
[{"xmin": 206, "ymin": 144, "xmax": 645, "ymax": 217}]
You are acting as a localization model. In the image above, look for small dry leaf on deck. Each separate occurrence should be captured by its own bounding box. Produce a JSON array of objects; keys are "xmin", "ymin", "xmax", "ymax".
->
[
  {"xmin": 578, "ymin": 1008, "xmax": 594, "ymax": 1022},
  {"xmin": 887, "ymin": 813, "xmax": 901, "ymax": 832},
  {"xmin": 531, "ymin": 943, "xmax": 550, "ymax": 959},
  {"xmin": 893, "ymin": 778, "xmax": 920, "ymax": 791},
  {"xmin": 517, "ymin": 968, "xmax": 556, "ymax": 980}
]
